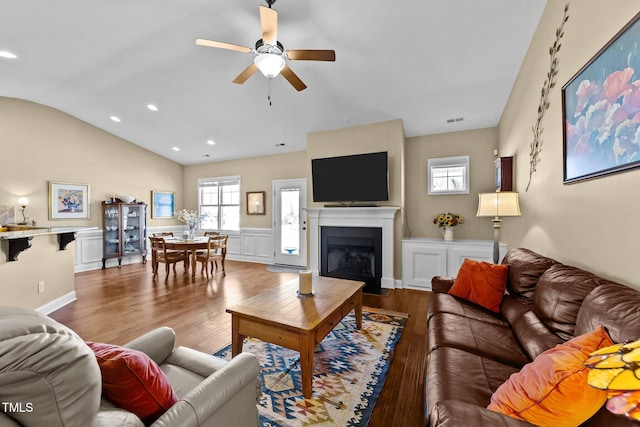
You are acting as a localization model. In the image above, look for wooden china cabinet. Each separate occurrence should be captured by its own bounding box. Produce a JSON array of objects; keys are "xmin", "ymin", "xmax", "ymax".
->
[{"xmin": 101, "ymin": 201, "xmax": 147, "ymax": 269}]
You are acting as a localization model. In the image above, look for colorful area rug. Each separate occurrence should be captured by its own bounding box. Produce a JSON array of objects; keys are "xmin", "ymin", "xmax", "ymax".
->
[{"xmin": 214, "ymin": 307, "xmax": 408, "ymax": 427}]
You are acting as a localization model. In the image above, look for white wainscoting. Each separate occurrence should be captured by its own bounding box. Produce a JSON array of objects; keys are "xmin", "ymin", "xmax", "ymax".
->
[{"xmin": 74, "ymin": 227, "xmax": 274, "ymax": 272}]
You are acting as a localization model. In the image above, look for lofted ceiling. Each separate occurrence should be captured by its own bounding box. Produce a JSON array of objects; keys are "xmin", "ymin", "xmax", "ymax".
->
[{"xmin": 0, "ymin": 0, "xmax": 546, "ymax": 165}]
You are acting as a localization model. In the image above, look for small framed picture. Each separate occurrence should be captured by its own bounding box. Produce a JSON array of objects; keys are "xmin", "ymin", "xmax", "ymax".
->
[
  {"xmin": 246, "ymin": 191, "xmax": 266, "ymax": 215},
  {"xmin": 151, "ymin": 191, "xmax": 175, "ymax": 218},
  {"xmin": 0, "ymin": 205, "xmax": 15, "ymax": 225},
  {"xmin": 49, "ymin": 181, "xmax": 91, "ymax": 220}
]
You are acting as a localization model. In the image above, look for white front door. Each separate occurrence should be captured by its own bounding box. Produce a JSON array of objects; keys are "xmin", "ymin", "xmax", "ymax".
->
[{"xmin": 273, "ymin": 178, "xmax": 307, "ymax": 267}]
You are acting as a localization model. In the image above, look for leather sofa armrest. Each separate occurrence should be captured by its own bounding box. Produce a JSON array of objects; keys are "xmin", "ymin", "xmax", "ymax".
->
[
  {"xmin": 431, "ymin": 276, "xmax": 454, "ymax": 293},
  {"xmin": 151, "ymin": 352, "xmax": 261, "ymax": 427},
  {"xmin": 431, "ymin": 401, "xmax": 536, "ymax": 427},
  {"xmin": 123, "ymin": 326, "xmax": 176, "ymax": 365}
]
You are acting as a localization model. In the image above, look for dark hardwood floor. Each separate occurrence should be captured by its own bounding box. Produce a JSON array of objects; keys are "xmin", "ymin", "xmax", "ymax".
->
[{"xmin": 50, "ymin": 260, "xmax": 430, "ymax": 427}]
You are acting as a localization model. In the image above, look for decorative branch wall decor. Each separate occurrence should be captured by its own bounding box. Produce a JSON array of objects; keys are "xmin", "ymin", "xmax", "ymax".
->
[{"xmin": 526, "ymin": 3, "xmax": 569, "ymax": 192}]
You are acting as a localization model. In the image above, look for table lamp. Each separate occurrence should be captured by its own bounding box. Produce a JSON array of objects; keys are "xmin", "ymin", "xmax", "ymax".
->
[
  {"xmin": 584, "ymin": 338, "xmax": 640, "ymax": 420},
  {"xmin": 476, "ymin": 192, "xmax": 521, "ymax": 264},
  {"xmin": 17, "ymin": 197, "xmax": 29, "ymax": 225}
]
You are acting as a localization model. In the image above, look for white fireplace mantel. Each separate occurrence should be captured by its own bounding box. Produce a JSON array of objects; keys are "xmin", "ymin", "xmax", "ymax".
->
[{"xmin": 304, "ymin": 207, "xmax": 400, "ymax": 289}]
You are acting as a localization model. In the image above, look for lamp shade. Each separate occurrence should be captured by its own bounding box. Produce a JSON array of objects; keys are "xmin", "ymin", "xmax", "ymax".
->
[
  {"xmin": 254, "ymin": 53, "xmax": 285, "ymax": 78},
  {"xmin": 585, "ymin": 339, "xmax": 640, "ymax": 391},
  {"xmin": 585, "ymin": 339, "xmax": 640, "ymax": 420},
  {"xmin": 18, "ymin": 197, "xmax": 29, "ymax": 206},
  {"xmin": 476, "ymin": 192, "xmax": 521, "ymax": 217}
]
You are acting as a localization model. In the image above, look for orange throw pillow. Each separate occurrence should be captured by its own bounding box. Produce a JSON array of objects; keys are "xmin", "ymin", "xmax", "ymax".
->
[
  {"xmin": 488, "ymin": 326, "xmax": 613, "ymax": 427},
  {"xmin": 87, "ymin": 342, "xmax": 178, "ymax": 424},
  {"xmin": 448, "ymin": 258, "xmax": 508, "ymax": 312}
]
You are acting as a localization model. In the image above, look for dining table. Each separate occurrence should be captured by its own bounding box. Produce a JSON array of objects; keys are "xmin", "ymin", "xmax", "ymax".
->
[{"xmin": 161, "ymin": 236, "xmax": 210, "ymax": 279}]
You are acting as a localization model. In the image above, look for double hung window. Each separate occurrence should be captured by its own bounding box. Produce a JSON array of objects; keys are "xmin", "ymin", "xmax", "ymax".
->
[{"xmin": 198, "ymin": 176, "xmax": 240, "ymax": 231}]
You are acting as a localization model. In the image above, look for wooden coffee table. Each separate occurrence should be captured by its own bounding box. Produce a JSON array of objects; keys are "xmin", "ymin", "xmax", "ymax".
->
[{"xmin": 226, "ymin": 276, "xmax": 364, "ymax": 398}]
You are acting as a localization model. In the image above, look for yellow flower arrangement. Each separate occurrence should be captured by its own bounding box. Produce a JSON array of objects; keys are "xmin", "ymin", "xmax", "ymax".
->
[{"xmin": 433, "ymin": 212, "xmax": 465, "ymax": 227}]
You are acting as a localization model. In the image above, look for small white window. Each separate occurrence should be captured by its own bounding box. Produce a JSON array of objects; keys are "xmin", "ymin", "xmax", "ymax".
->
[{"xmin": 428, "ymin": 156, "xmax": 470, "ymax": 195}]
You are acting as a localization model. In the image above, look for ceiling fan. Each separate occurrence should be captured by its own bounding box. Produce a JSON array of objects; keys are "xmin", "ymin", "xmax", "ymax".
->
[{"xmin": 196, "ymin": 0, "xmax": 335, "ymax": 91}]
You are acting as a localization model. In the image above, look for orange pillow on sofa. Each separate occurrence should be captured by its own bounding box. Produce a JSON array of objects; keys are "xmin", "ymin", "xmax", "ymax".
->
[
  {"xmin": 448, "ymin": 258, "xmax": 508, "ymax": 312},
  {"xmin": 87, "ymin": 342, "xmax": 178, "ymax": 425},
  {"xmin": 487, "ymin": 326, "xmax": 613, "ymax": 427}
]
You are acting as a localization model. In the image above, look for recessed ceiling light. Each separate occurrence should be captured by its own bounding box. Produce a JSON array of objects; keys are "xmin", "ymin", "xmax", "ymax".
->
[
  {"xmin": 172, "ymin": 147, "xmax": 180, "ymax": 152},
  {"xmin": 147, "ymin": 104, "xmax": 158, "ymax": 111},
  {"xmin": 206, "ymin": 139, "xmax": 215, "ymax": 145},
  {"xmin": 110, "ymin": 116, "xmax": 121, "ymax": 122},
  {"xmin": 0, "ymin": 51, "xmax": 17, "ymax": 59}
]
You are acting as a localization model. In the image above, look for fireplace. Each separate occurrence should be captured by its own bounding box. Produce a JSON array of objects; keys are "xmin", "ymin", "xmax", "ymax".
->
[
  {"xmin": 305, "ymin": 207, "xmax": 399, "ymax": 291},
  {"xmin": 321, "ymin": 226, "xmax": 382, "ymax": 294}
]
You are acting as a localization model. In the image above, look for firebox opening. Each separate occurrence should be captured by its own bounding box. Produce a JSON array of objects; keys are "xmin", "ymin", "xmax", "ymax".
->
[{"xmin": 320, "ymin": 226, "xmax": 382, "ymax": 294}]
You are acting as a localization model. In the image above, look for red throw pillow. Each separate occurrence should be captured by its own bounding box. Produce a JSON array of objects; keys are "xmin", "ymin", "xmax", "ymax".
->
[
  {"xmin": 488, "ymin": 326, "xmax": 613, "ymax": 427},
  {"xmin": 448, "ymin": 258, "xmax": 509, "ymax": 312},
  {"xmin": 87, "ymin": 342, "xmax": 178, "ymax": 425}
]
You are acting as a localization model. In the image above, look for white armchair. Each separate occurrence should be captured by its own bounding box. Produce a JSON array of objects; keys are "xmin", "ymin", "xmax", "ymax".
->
[{"xmin": 0, "ymin": 306, "xmax": 261, "ymax": 427}]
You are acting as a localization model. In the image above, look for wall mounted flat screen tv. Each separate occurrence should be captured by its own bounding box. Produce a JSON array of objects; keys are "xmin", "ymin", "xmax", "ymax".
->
[{"xmin": 311, "ymin": 151, "xmax": 389, "ymax": 203}]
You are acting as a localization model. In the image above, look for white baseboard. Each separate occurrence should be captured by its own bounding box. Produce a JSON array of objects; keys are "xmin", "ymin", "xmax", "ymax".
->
[{"xmin": 36, "ymin": 291, "xmax": 77, "ymax": 315}]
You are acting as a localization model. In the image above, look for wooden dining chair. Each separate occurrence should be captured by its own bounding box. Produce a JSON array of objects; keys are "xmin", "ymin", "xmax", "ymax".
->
[
  {"xmin": 195, "ymin": 231, "xmax": 221, "ymax": 256},
  {"xmin": 153, "ymin": 232, "xmax": 174, "ymax": 237},
  {"xmin": 195, "ymin": 235, "xmax": 228, "ymax": 278},
  {"xmin": 151, "ymin": 232, "xmax": 189, "ymax": 272},
  {"xmin": 149, "ymin": 237, "xmax": 189, "ymax": 280}
]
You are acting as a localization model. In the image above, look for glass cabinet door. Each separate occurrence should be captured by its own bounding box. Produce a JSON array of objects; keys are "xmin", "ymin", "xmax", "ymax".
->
[
  {"xmin": 103, "ymin": 205, "xmax": 120, "ymax": 257},
  {"xmin": 122, "ymin": 204, "xmax": 143, "ymax": 255}
]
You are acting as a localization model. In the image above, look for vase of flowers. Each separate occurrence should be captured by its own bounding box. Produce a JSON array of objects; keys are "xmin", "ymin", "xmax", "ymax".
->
[
  {"xmin": 433, "ymin": 213, "xmax": 465, "ymax": 241},
  {"xmin": 177, "ymin": 209, "xmax": 208, "ymax": 240},
  {"xmin": 60, "ymin": 190, "xmax": 82, "ymax": 212}
]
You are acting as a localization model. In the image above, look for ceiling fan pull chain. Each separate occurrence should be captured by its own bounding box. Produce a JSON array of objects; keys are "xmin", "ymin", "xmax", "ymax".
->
[{"xmin": 268, "ymin": 78, "xmax": 273, "ymax": 106}]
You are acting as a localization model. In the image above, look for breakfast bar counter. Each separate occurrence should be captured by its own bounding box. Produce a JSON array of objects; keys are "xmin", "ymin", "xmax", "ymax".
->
[{"xmin": 0, "ymin": 226, "xmax": 97, "ymax": 261}]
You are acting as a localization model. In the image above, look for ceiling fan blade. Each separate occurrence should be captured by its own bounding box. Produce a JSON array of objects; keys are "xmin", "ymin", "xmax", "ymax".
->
[
  {"xmin": 232, "ymin": 64, "xmax": 259, "ymax": 84},
  {"xmin": 286, "ymin": 50, "xmax": 336, "ymax": 62},
  {"xmin": 280, "ymin": 65, "xmax": 307, "ymax": 91},
  {"xmin": 196, "ymin": 39, "xmax": 252, "ymax": 53},
  {"xmin": 259, "ymin": 6, "xmax": 278, "ymax": 45}
]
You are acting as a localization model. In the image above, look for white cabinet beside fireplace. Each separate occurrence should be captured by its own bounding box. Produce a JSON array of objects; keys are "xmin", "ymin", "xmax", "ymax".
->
[{"xmin": 402, "ymin": 238, "xmax": 507, "ymax": 291}]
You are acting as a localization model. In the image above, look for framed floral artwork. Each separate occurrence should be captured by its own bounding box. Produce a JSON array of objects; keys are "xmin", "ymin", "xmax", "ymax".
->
[
  {"xmin": 151, "ymin": 191, "xmax": 175, "ymax": 218},
  {"xmin": 49, "ymin": 181, "xmax": 90, "ymax": 220},
  {"xmin": 562, "ymin": 12, "xmax": 640, "ymax": 183}
]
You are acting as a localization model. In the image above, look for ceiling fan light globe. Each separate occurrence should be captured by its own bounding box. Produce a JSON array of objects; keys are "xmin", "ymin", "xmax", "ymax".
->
[{"xmin": 254, "ymin": 53, "xmax": 285, "ymax": 78}]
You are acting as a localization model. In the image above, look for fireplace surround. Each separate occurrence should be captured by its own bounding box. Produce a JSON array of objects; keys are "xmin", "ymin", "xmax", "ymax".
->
[{"xmin": 305, "ymin": 207, "xmax": 399, "ymax": 291}]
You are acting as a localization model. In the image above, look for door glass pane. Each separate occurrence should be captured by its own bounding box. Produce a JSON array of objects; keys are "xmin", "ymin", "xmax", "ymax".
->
[
  {"xmin": 124, "ymin": 206, "xmax": 141, "ymax": 253},
  {"xmin": 280, "ymin": 188, "xmax": 299, "ymax": 255},
  {"xmin": 104, "ymin": 206, "xmax": 119, "ymax": 256}
]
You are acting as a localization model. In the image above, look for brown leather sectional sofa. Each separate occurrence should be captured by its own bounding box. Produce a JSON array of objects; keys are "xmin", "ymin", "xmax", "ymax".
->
[{"xmin": 426, "ymin": 248, "xmax": 640, "ymax": 427}]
